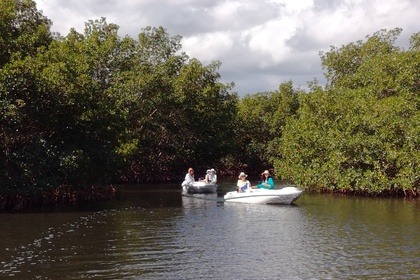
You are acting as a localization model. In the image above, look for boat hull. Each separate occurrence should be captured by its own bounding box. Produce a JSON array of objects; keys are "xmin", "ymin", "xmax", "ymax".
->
[
  {"xmin": 223, "ymin": 187, "xmax": 302, "ymax": 204},
  {"xmin": 182, "ymin": 182, "xmax": 218, "ymax": 194}
]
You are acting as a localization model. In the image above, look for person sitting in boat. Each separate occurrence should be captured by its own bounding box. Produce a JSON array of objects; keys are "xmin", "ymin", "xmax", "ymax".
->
[
  {"xmin": 237, "ymin": 172, "xmax": 251, "ymax": 192},
  {"xmin": 182, "ymin": 167, "xmax": 195, "ymax": 187},
  {"xmin": 257, "ymin": 170, "xmax": 275, "ymax": 189},
  {"xmin": 200, "ymin": 169, "xmax": 210, "ymax": 181},
  {"xmin": 205, "ymin": 168, "xmax": 217, "ymax": 183}
]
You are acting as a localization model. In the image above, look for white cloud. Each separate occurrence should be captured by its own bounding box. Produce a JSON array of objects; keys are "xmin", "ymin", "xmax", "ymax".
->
[
  {"xmin": 212, "ymin": 1, "xmax": 242, "ymax": 19},
  {"xmin": 34, "ymin": 0, "xmax": 420, "ymax": 95},
  {"xmin": 283, "ymin": 0, "xmax": 314, "ymax": 13},
  {"xmin": 244, "ymin": 18, "xmax": 298, "ymax": 67},
  {"xmin": 182, "ymin": 32, "xmax": 235, "ymax": 62}
]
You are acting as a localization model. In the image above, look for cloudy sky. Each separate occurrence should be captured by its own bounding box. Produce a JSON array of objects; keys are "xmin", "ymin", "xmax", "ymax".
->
[{"xmin": 34, "ymin": 0, "xmax": 419, "ymax": 96}]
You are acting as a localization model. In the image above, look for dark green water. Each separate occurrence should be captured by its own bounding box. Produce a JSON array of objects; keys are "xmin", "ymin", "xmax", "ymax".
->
[{"xmin": 0, "ymin": 182, "xmax": 419, "ymax": 279}]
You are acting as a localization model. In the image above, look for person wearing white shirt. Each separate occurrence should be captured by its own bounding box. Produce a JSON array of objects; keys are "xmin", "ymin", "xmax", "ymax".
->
[
  {"xmin": 182, "ymin": 167, "xmax": 195, "ymax": 186},
  {"xmin": 208, "ymin": 168, "xmax": 217, "ymax": 183}
]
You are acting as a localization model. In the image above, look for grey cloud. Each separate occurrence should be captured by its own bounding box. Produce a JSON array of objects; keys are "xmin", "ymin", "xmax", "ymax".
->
[
  {"xmin": 313, "ymin": 0, "xmax": 342, "ymax": 11},
  {"xmin": 122, "ymin": 1, "xmax": 282, "ymax": 38},
  {"xmin": 286, "ymin": 29, "xmax": 326, "ymax": 53},
  {"xmin": 35, "ymin": 0, "xmax": 419, "ymax": 96}
]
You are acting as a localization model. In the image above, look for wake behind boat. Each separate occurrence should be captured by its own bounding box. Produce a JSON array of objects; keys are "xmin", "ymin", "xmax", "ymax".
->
[
  {"xmin": 223, "ymin": 186, "xmax": 302, "ymax": 204},
  {"xmin": 182, "ymin": 181, "xmax": 218, "ymax": 194}
]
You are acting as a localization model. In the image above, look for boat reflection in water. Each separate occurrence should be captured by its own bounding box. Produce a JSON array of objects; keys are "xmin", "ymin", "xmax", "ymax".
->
[{"xmin": 182, "ymin": 181, "xmax": 218, "ymax": 194}]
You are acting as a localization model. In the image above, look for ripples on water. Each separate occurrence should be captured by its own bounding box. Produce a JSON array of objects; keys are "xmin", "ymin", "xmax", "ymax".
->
[{"xmin": 0, "ymin": 183, "xmax": 419, "ymax": 279}]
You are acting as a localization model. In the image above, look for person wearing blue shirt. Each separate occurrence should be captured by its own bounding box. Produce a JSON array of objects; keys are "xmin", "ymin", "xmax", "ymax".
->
[
  {"xmin": 237, "ymin": 172, "xmax": 251, "ymax": 192},
  {"xmin": 257, "ymin": 170, "xmax": 274, "ymax": 189}
]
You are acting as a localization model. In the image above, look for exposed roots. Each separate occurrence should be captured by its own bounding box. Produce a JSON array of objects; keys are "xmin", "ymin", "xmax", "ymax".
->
[{"xmin": 314, "ymin": 187, "xmax": 419, "ymax": 198}]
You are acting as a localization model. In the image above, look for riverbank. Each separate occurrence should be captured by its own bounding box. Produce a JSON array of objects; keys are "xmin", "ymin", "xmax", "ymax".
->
[
  {"xmin": 0, "ymin": 185, "xmax": 116, "ymax": 212},
  {"xmin": 1, "ymin": 174, "xmax": 418, "ymax": 212},
  {"xmin": 311, "ymin": 187, "xmax": 419, "ymax": 198}
]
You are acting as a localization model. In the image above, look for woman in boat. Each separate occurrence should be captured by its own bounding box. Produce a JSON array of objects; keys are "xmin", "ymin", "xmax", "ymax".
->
[
  {"xmin": 237, "ymin": 172, "xmax": 251, "ymax": 192},
  {"xmin": 201, "ymin": 169, "xmax": 211, "ymax": 182},
  {"xmin": 182, "ymin": 167, "xmax": 195, "ymax": 186},
  {"xmin": 257, "ymin": 170, "xmax": 275, "ymax": 189},
  {"xmin": 205, "ymin": 168, "xmax": 217, "ymax": 183}
]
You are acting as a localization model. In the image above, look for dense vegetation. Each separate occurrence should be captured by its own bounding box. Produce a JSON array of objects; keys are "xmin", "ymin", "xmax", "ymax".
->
[
  {"xmin": 272, "ymin": 29, "xmax": 419, "ymax": 196},
  {"xmin": 0, "ymin": 0, "xmax": 237, "ymax": 209},
  {"xmin": 239, "ymin": 29, "xmax": 419, "ymax": 196},
  {"xmin": 0, "ymin": 1, "xmax": 418, "ymax": 209}
]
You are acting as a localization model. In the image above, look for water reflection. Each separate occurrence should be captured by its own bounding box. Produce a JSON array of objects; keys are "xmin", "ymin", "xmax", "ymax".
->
[{"xmin": 0, "ymin": 184, "xmax": 418, "ymax": 279}]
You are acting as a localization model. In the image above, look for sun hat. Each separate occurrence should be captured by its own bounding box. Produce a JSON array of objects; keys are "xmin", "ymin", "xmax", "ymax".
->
[
  {"xmin": 210, "ymin": 168, "xmax": 216, "ymax": 173},
  {"xmin": 238, "ymin": 172, "xmax": 247, "ymax": 178},
  {"xmin": 262, "ymin": 170, "xmax": 270, "ymax": 175},
  {"xmin": 206, "ymin": 169, "xmax": 211, "ymax": 173}
]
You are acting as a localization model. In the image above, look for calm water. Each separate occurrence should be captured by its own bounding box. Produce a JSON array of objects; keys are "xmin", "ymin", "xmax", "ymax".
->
[{"xmin": 0, "ymin": 181, "xmax": 419, "ymax": 279}]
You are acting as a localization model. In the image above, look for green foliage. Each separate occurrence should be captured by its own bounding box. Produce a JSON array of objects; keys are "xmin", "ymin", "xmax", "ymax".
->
[
  {"xmin": 1, "ymin": 1, "xmax": 417, "ymax": 198},
  {"xmin": 229, "ymin": 81, "xmax": 301, "ymax": 174},
  {"xmin": 320, "ymin": 28, "xmax": 403, "ymax": 89},
  {"xmin": 110, "ymin": 26, "xmax": 238, "ymax": 180},
  {"xmin": 0, "ymin": 17, "xmax": 127, "ymax": 194},
  {"xmin": 0, "ymin": 0, "xmax": 52, "ymax": 67},
  {"xmin": 0, "ymin": 3, "xmax": 238, "ymax": 196},
  {"xmin": 409, "ymin": 32, "xmax": 420, "ymax": 51},
  {"xmin": 276, "ymin": 29, "xmax": 419, "ymax": 194}
]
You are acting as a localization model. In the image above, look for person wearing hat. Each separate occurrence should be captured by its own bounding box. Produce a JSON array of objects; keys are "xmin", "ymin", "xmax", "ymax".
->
[
  {"xmin": 257, "ymin": 170, "xmax": 275, "ymax": 189},
  {"xmin": 204, "ymin": 168, "xmax": 217, "ymax": 183},
  {"xmin": 237, "ymin": 172, "xmax": 251, "ymax": 192},
  {"xmin": 201, "ymin": 169, "xmax": 211, "ymax": 182}
]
